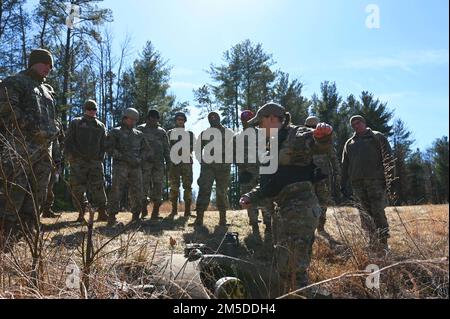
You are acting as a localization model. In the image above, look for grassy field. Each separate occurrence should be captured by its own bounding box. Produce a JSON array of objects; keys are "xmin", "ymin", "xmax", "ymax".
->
[{"xmin": 0, "ymin": 204, "xmax": 448, "ymax": 299}]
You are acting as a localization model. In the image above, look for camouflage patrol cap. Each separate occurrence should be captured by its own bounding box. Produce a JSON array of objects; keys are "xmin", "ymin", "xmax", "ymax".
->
[
  {"xmin": 175, "ymin": 112, "xmax": 187, "ymax": 122},
  {"xmin": 350, "ymin": 115, "xmax": 366, "ymax": 126},
  {"xmin": 147, "ymin": 109, "xmax": 160, "ymax": 119},
  {"xmin": 123, "ymin": 108, "xmax": 140, "ymax": 121},
  {"xmin": 83, "ymin": 99, "xmax": 98, "ymax": 110},
  {"xmin": 305, "ymin": 116, "xmax": 320, "ymax": 128},
  {"xmin": 29, "ymin": 49, "xmax": 53, "ymax": 68},
  {"xmin": 248, "ymin": 102, "xmax": 285, "ymax": 126}
]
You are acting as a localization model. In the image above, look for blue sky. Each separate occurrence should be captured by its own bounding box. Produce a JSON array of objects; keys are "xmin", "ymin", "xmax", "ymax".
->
[{"xmin": 100, "ymin": 0, "xmax": 448, "ymax": 153}]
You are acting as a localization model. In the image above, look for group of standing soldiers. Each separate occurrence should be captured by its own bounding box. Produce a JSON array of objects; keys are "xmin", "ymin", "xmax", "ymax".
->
[{"xmin": 1, "ymin": 48, "xmax": 394, "ymax": 295}]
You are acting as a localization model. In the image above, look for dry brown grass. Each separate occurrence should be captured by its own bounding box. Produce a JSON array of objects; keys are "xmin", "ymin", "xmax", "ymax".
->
[{"xmin": 0, "ymin": 204, "xmax": 448, "ymax": 299}]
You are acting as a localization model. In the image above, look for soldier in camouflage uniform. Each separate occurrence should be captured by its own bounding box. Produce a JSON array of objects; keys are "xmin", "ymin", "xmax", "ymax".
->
[
  {"xmin": 240, "ymin": 103, "xmax": 333, "ymax": 294},
  {"xmin": 342, "ymin": 115, "xmax": 393, "ymax": 251},
  {"xmin": 305, "ymin": 116, "xmax": 342, "ymax": 234},
  {"xmin": 106, "ymin": 108, "xmax": 145, "ymax": 226},
  {"xmin": 194, "ymin": 112, "xmax": 234, "ymax": 227},
  {"xmin": 42, "ymin": 120, "xmax": 64, "ymax": 218},
  {"xmin": 0, "ymin": 49, "xmax": 59, "ymax": 241},
  {"xmin": 235, "ymin": 110, "xmax": 271, "ymax": 237},
  {"xmin": 138, "ymin": 109, "xmax": 171, "ymax": 220},
  {"xmin": 64, "ymin": 100, "xmax": 108, "ymax": 223},
  {"xmin": 167, "ymin": 112, "xmax": 195, "ymax": 219}
]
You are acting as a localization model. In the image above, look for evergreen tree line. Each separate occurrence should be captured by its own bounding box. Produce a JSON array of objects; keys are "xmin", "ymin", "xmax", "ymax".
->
[{"xmin": 1, "ymin": 1, "xmax": 447, "ymax": 209}]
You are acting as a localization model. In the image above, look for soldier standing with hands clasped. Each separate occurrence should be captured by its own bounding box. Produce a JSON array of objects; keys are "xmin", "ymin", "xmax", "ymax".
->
[
  {"xmin": 65, "ymin": 100, "xmax": 108, "ymax": 223},
  {"xmin": 106, "ymin": 108, "xmax": 145, "ymax": 227}
]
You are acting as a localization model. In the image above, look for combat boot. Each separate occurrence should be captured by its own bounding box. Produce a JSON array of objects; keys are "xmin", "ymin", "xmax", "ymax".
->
[
  {"xmin": 97, "ymin": 207, "xmax": 108, "ymax": 222},
  {"xmin": 107, "ymin": 214, "xmax": 118, "ymax": 227},
  {"xmin": 141, "ymin": 204, "xmax": 149, "ymax": 218},
  {"xmin": 219, "ymin": 210, "xmax": 227, "ymax": 227},
  {"xmin": 192, "ymin": 210, "xmax": 204, "ymax": 226},
  {"xmin": 168, "ymin": 201, "xmax": 178, "ymax": 220},
  {"xmin": 251, "ymin": 223, "xmax": 260, "ymax": 236},
  {"xmin": 151, "ymin": 202, "xmax": 161, "ymax": 220},
  {"xmin": 131, "ymin": 212, "xmax": 141, "ymax": 223},
  {"xmin": 184, "ymin": 200, "xmax": 192, "ymax": 217},
  {"xmin": 76, "ymin": 210, "xmax": 86, "ymax": 223},
  {"xmin": 42, "ymin": 208, "xmax": 60, "ymax": 219}
]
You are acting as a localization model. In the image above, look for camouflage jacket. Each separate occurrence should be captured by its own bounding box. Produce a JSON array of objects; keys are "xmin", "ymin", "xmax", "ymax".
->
[
  {"xmin": 137, "ymin": 124, "xmax": 170, "ymax": 164},
  {"xmin": 245, "ymin": 124, "xmax": 333, "ymax": 203},
  {"xmin": 312, "ymin": 143, "xmax": 341, "ymax": 177},
  {"xmin": 0, "ymin": 69, "xmax": 58, "ymax": 148},
  {"xmin": 167, "ymin": 127, "xmax": 195, "ymax": 165},
  {"xmin": 65, "ymin": 114, "xmax": 106, "ymax": 162},
  {"xmin": 234, "ymin": 127, "xmax": 263, "ymax": 175},
  {"xmin": 342, "ymin": 128, "xmax": 393, "ymax": 186},
  {"xmin": 52, "ymin": 120, "xmax": 65, "ymax": 164},
  {"xmin": 198, "ymin": 125, "xmax": 234, "ymax": 166},
  {"xmin": 106, "ymin": 124, "xmax": 145, "ymax": 167}
]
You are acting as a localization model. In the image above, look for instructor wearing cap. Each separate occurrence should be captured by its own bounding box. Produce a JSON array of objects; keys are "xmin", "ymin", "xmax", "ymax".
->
[
  {"xmin": 239, "ymin": 102, "xmax": 333, "ymax": 295},
  {"xmin": 341, "ymin": 115, "xmax": 393, "ymax": 253},
  {"xmin": 1, "ymin": 48, "xmax": 59, "ymax": 242}
]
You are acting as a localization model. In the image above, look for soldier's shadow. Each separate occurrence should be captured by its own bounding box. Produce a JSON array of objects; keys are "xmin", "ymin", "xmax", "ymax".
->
[
  {"xmin": 50, "ymin": 231, "xmax": 85, "ymax": 249},
  {"xmin": 42, "ymin": 220, "xmax": 81, "ymax": 232},
  {"xmin": 182, "ymin": 226, "xmax": 231, "ymax": 253},
  {"xmin": 140, "ymin": 216, "xmax": 190, "ymax": 236}
]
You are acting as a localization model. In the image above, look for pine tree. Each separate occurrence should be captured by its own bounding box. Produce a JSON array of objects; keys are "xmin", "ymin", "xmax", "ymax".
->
[
  {"xmin": 358, "ymin": 91, "xmax": 394, "ymax": 136},
  {"xmin": 272, "ymin": 71, "xmax": 310, "ymax": 125},
  {"xmin": 391, "ymin": 119, "xmax": 414, "ymax": 204}
]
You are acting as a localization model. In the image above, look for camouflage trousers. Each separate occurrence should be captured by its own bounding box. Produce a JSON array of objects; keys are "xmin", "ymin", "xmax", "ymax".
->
[
  {"xmin": 42, "ymin": 169, "xmax": 57, "ymax": 213},
  {"xmin": 69, "ymin": 159, "xmax": 107, "ymax": 212},
  {"xmin": 196, "ymin": 164, "xmax": 230, "ymax": 212},
  {"xmin": 352, "ymin": 179, "xmax": 390, "ymax": 240},
  {"xmin": 169, "ymin": 163, "xmax": 193, "ymax": 203},
  {"xmin": 240, "ymin": 170, "xmax": 271, "ymax": 226},
  {"xmin": 108, "ymin": 162, "xmax": 143, "ymax": 216},
  {"xmin": 0, "ymin": 147, "xmax": 52, "ymax": 233},
  {"xmin": 314, "ymin": 178, "xmax": 332, "ymax": 231},
  {"xmin": 272, "ymin": 182, "xmax": 321, "ymax": 294},
  {"xmin": 142, "ymin": 162, "xmax": 165, "ymax": 205}
]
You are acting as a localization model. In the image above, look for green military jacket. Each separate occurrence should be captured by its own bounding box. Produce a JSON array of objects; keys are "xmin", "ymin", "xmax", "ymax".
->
[
  {"xmin": 246, "ymin": 124, "xmax": 332, "ymax": 203},
  {"xmin": 106, "ymin": 124, "xmax": 145, "ymax": 167},
  {"xmin": 341, "ymin": 128, "xmax": 393, "ymax": 186},
  {"xmin": 167, "ymin": 127, "xmax": 195, "ymax": 164},
  {"xmin": 138, "ymin": 124, "xmax": 171, "ymax": 164},
  {"xmin": 0, "ymin": 69, "xmax": 58, "ymax": 147},
  {"xmin": 65, "ymin": 115, "xmax": 106, "ymax": 162}
]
